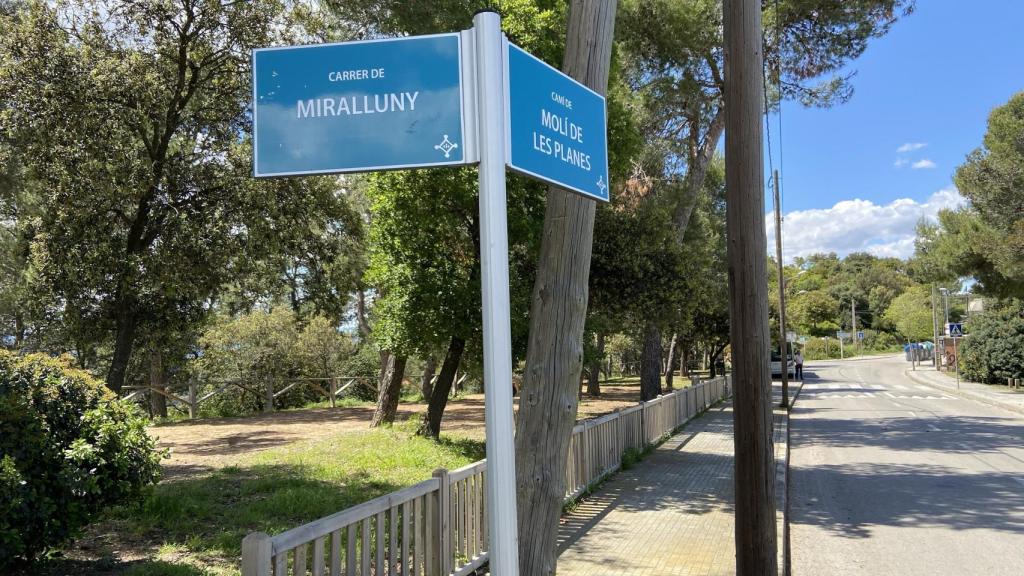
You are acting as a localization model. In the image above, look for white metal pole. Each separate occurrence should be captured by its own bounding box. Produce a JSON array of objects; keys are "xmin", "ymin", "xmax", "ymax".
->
[
  {"xmin": 472, "ymin": 10, "xmax": 520, "ymax": 576},
  {"xmin": 954, "ymin": 336, "xmax": 960, "ymax": 389}
]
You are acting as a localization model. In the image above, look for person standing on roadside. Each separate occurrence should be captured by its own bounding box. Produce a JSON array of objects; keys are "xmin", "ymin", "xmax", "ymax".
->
[{"xmin": 794, "ymin": 350, "xmax": 804, "ymax": 381}]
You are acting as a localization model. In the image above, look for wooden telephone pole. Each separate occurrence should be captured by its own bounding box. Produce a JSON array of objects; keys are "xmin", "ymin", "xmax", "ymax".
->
[
  {"xmin": 773, "ymin": 170, "xmax": 789, "ymax": 408},
  {"xmin": 724, "ymin": 0, "xmax": 778, "ymax": 574}
]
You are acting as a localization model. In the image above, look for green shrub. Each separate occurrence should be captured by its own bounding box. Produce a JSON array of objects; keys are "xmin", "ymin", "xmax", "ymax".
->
[
  {"xmin": 960, "ymin": 300, "xmax": 1024, "ymax": 383},
  {"xmin": 0, "ymin": 352, "xmax": 163, "ymax": 567}
]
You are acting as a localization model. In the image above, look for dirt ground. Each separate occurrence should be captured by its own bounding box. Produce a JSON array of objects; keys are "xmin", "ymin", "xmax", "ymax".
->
[{"xmin": 153, "ymin": 383, "xmax": 647, "ymax": 480}]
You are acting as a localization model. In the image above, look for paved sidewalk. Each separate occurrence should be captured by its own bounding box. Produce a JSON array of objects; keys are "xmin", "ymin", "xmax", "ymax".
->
[
  {"xmin": 556, "ymin": 403, "xmax": 737, "ymax": 576},
  {"xmin": 554, "ymin": 382, "xmax": 795, "ymax": 576},
  {"xmin": 905, "ymin": 364, "xmax": 1024, "ymax": 415}
]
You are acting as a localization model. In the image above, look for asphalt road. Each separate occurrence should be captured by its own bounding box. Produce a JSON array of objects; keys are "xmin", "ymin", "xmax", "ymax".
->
[{"xmin": 789, "ymin": 355, "xmax": 1024, "ymax": 575}]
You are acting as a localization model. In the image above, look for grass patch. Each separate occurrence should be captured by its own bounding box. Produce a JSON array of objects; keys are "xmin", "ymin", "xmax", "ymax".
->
[
  {"xmin": 621, "ymin": 445, "xmax": 654, "ymax": 470},
  {"xmin": 41, "ymin": 428, "xmax": 484, "ymax": 575}
]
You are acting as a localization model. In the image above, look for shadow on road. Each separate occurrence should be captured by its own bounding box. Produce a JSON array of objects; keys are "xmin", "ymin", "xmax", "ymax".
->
[
  {"xmin": 791, "ymin": 406, "xmax": 1024, "ymax": 454},
  {"xmin": 791, "ymin": 460, "xmax": 1024, "ymax": 538}
]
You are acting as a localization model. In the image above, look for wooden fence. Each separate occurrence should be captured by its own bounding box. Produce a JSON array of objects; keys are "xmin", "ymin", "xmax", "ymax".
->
[
  {"xmin": 124, "ymin": 373, "xmax": 469, "ymax": 419},
  {"xmin": 241, "ymin": 375, "xmax": 731, "ymax": 576}
]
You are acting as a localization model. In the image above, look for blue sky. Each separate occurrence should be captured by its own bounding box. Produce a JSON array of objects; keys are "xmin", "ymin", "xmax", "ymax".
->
[{"xmin": 766, "ymin": 0, "xmax": 1024, "ymax": 261}]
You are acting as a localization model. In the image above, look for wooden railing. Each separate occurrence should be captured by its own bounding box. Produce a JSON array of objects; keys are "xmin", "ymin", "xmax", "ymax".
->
[
  {"xmin": 123, "ymin": 376, "xmax": 377, "ymax": 418},
  {"xmin": 242, "ymin": 375, "xmax": 731, "ymax": 576}
]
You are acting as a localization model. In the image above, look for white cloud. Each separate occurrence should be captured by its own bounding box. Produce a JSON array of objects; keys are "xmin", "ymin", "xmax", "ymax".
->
[
  {"xmin": 768, "ymin": 188, "xmax": 966, "ymax": 262},
  {"xmin": 897, "ymin": 142, "xmax": 927, "ymax": 153},
  {"xmin": 894, "ymin": 158, "xmax": 909, "ymax": 168},
  {"xmin": 911, "ymin": 159, "xmax": 937, "ymax": 169}
]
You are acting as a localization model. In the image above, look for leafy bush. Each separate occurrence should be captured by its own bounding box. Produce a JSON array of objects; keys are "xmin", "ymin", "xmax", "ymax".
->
[
  {"xmin": 865, "ymin": 330, "xmax": 901, "ymax": 351},
  {"xmin": 340, "ymin": 343, "xmax": 383, "ymax": 401},
  {"xmin": 960, "ymin": 300, "xmax": 1024, "ymax": 383},
  {"xmin": 0, "ymin": 352, "xmax": 163, "ymax": 567},
  {"xmin": 194, "ymin": 309, "xmax": 369, "ymax": 414}
]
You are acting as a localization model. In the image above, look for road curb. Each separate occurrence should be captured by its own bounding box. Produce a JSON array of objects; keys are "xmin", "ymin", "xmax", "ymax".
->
[
  {"xmin": 775, "ymin": 378, "xmax": 803, "ymax": 576},
  {"xmin": 905, "ymin": 369, "xmax": 1024, "ymax": 416}
]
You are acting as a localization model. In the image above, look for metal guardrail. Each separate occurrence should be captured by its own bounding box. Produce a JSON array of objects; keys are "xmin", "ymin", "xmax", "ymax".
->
[{"xmin": 241, "ymin": 375, "xmax": 731, "ymax": 576}]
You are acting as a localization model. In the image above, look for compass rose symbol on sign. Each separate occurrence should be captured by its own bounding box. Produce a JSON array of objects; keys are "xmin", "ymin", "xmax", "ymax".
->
[
  {"xmin": 596, "ymin": 176, "xmax": 607, "ymax": 195},
  {"xmin": 434, "ymin": 134, "xmax": 459, "ymax": 159}
]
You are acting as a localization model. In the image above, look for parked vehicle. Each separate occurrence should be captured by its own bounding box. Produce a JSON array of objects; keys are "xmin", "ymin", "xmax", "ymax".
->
[{"xmin": 770, "ymin": 343, "xmax": 795, "ymax": 378}]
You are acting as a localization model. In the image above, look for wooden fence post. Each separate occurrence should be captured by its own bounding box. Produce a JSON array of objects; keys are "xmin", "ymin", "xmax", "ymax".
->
[
  {"xmin": 329, "ymin": 377, "xmax": 337, "ymax": 408},
  {"xmin": 241, "ymin": 532, "xmax": 272, "ymax": 576},
  {"xmin": 432, "ymin": 468, "xmax": 451, "ymax": 576},
  {"xmin": 188, "ymin": 383, "xmax": 197, "ymax": 420},
  {"xmin": 640, "ymin": 401, "xmax": 648, "ymax": 445}
]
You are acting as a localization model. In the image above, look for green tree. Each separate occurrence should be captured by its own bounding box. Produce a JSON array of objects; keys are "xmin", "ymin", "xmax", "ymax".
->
[
  {"xmin": 912, "ymin": 93, "xmax": 1024, "ymax": 298},
  {"xmin": 0, "ymin": 1, "xmax": 363, "ymax": 393},
  {"xmin": 195, "ymin": 307, "xmax": 301, "ymax": 415},
  {"xmin": 883, "ymin": 285, "xmax": 934, "ymax": 342},
  {"xmin": 789, "ymin": 290, "xmax": 841, "ymax": 337},
  {"xmin": 959, "ymin": 300, "xmax": 1024, "ymax": 383}
]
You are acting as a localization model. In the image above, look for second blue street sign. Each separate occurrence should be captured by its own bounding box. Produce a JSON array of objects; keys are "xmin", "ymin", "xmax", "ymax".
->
[{"xmin": 504, "ymin": 41, "xmax": 610, "ymax": 202}]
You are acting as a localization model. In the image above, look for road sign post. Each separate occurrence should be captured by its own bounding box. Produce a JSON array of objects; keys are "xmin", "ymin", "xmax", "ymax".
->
[
  {"xmin": 252, "ymin": 14, "xmax": 610, "ymax": 573},
  {"xmin": 472, "ymin": 10, "xmax": 519, "ymax": 576}
]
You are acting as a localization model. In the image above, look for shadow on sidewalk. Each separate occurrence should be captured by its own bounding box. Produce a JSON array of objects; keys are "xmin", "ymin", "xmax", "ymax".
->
[{"xmin": 557, "ymin": 408, "xmax": 737, "ymax": 555}]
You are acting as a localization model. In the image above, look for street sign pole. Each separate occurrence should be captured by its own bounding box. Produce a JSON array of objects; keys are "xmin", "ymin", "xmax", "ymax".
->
[
  {"xmin": 953, "ymin": 336, "xmax": 960, "ymax": 389},
  {"xmin": 473, "ymin": 10, "xmax": 519, "ymax": 576}
]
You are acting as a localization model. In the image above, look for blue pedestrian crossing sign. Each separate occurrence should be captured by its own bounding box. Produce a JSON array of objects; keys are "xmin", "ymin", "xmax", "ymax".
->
[
  {"xmin": 253, "ymin": 34, "xmax": 468, "ymax": 177},
  {"xmin": 504, "ymin": 41, "xmax": 610, "ymax": 201},
  {"xmin": 856, "ymin": 331, "xmax": 865, "ymax": 340},
  {"xmin": 947, "ymin": 323, "xmax": 964, "ymax": 337}
]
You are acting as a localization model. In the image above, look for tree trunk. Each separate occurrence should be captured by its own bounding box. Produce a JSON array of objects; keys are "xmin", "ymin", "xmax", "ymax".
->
[
  {"xmin": 417, "ymin": 337, "xmax": 465, "ymax": 439},
  {"xmin": 419, "ymin": 355, "xmax": 438, "ymax": 400},
  {"xmin": 14, "ymin": 313, "xmax": 23, "ymax": 349},
  {"xmin": 370, "ymin": 354, "xmax": 407, "ymax": 427},
  {"xmin": 664, "ymin": 332, "xmax": 679, "ymax": 391},
  {"xmin": 356, "ymin": 289, "xmax": 372, "ymax": 340},
  {"xmin": 106, "ymin": 302, "xmax": 137, "ymax": 394},
  {"xmin": 724, "ymin": 0, "xmax": 777, "ymax": 572},
  {"xmin": 514, "ymin": 2, "xmax": 617, "ymax": 573},
  {"xmin": 640, "ymin": 322, "xmax": 663, "ymax": 401},
  {"xmin": 673, "ymin": 110, "xmax": 726, "ymax": 243},
  {"xmin": 586, "ymin": 331, "xmax": 604, "ymax": 397},
  {"xmin": 149, "ymin": 347, "xmax": 167, "ymax": 419},
  {"xmin": 681, "ymin": 345, "xmax": 690, "ymax": 377}
]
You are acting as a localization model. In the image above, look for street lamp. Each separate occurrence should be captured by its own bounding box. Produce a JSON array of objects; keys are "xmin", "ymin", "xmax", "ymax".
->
[{"xmin": 939, "ymin": 287, "xmax": 950, "ymax": 329}]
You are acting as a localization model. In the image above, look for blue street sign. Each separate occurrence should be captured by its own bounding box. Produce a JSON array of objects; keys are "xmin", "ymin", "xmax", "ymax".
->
[
  {"xmin": 948, "ymin": 323, "xmax": 963, "ymax": 337},
  {"xmin": 857, "ymin": 331, "xmax": 865, "ymax": 340},
  {"xmin": 504, "ymin": 41, "xmax": 610, "ymax": 201},
  {"xmin": 253, "ymin": 34, "xmax": 467, "ymax": 177}
]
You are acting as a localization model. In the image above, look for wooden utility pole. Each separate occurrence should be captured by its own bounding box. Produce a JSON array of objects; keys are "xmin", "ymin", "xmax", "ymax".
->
[
  {"xmin": 773, "ymin": 170, "xmax": 789, "ymax": 407},
  {"xmin": 723, "ymin": 0, "xmax": 778, "ymax": 573},
  {"xmin": 851, "ymin": 300, "xmax": 857, "ymax": 355}
]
